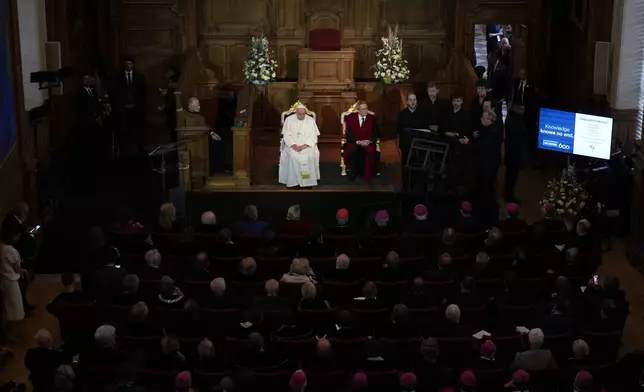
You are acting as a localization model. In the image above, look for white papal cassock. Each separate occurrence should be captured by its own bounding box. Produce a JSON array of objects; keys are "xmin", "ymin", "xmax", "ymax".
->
[{"xmin": 278, "ymin": 114, "xmax": 321, "ymax": 187}]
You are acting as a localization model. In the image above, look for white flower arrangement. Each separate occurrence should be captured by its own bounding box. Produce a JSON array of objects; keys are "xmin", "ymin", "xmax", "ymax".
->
[
  {"xmin": 540, "ymin": 166, "xmax": 588, "ymax": 218},
  {"xmin": 243, "ymin": 35, "xmax": 278, "ymax": 84},
  {"xmin": 372, "ymin": 24, "xmax": 410, "ymax": 84}
]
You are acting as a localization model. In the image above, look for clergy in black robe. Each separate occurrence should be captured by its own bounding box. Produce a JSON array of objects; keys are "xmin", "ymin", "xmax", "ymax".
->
[
  {"xmin": 504, "ymin": 103, "xmax": 528, "ymax": 202},
  {"xmin": 473, "ymin": 108, "xmax": 504, "ymax": 213},
  {"xmin": 419, "ymin": 82, "xmax": 446, "ymax": 132},
  {"xmin": 442, "ymin": 93, "xmax": 473, "ymax": 187},
  {"xmin": 344, "ymin": 101, "xmax": 380, "ymax": 181}
]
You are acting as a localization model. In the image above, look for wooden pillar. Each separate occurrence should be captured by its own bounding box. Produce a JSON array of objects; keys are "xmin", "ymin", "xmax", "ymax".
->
[{"xmin": 232, "ymin": 127, "xmax": 252, "ymax": 186}]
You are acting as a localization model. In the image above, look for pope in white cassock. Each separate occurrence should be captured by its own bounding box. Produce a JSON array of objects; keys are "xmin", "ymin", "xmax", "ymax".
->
[{"xmin": 279, "ymin": 105, "xmax": 321, "ymax": 187}]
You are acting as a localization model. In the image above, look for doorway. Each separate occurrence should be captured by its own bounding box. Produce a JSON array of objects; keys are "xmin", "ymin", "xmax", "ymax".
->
[{"xmin": 473, "ymin": 23, "xmax": 527, "ymax": 80}]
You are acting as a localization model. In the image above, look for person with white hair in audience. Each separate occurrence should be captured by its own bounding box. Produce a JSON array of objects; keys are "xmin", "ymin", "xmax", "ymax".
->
[
  {"xmin": 233, "ymin": 204, "xmax": 269, "ymax": 237},
  {"xmin": 156, "ymin": 275, "xmax": 185, "ymax": 308},
  {"xmin": 25, "ymin": 329, "xmax": 66, "ymax": 392},
  {"xmin": 195, "ymin": 210, "xmax": 220, "ymax": 234},
  {"xmin": 252, "ymin": 279, "xmax": 290, "ymax": 314},
  {"xmin": 298, "ymin": 281, "xmax": 330, "ymax": 310},
  {"xmin": 233, "ymin": 257, "xmax": 261, "ymax": 282},
  {"xmin": 281, "ymin": 258, "xmax": 317, "ymax": 284},
  {"xmin": 376, "ymin": 251, "xmax": 405, "ymax": 282},
  {"xmin": 83, "ymin": 324, "xmax": 125, "ymax": 369},
  {"xmin": 569, "ymin": 339, "xmax": 592, "ymax": 372},
  {"xmin": 194, "ymin": 338, "xmax": 227, "ymax": 373},
  {"xmin": 483, "ymin": 226, "xmax": 507, "ymax": 256},
  {"xmin": 279, "ymin": 205, "xmax": 312, "ymax": 237},
  {"xmin": 139, "ymin": 248, "xmax": 164, "ymax": 280},
  {"xmin": 52, "ymin": 364, "xmax": 76, "ymax": 392},
  {"xmin": 324, "ymin": 254, "xmax": 362, "ymax": 283},
  {"xmin": 353, "ymin": 281, "xmax": 384, "ymax": 310},
  {"xmin": 512, "ymin": 328, "xmax": 558, "ymax": 371},
  {"xmin": 472, "ymin": 251, "xmax": 497, "ymax": 279},
  {"xmin": 120, "ymin": 301, "xmax": 161, "ymax": 338},
  {"xmin": 111, "ymin": 274, "xmax": 141, "ymax": 306},
  {"xmin": 184, "ymin": 252, "xmax": 211, "ymax": 282},
  {"xmin": 205, "ymin": 277, "xmax": 235, "ymax": 309},
  {"xmin": 435, "ymin": 304, "xmax": 469, "ymax": 337}
]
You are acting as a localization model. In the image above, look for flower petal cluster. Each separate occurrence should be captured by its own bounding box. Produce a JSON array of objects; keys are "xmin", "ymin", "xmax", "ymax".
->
[{"xmin": 243, "ymin": 36, "xmax": 278, "ymax": 82}]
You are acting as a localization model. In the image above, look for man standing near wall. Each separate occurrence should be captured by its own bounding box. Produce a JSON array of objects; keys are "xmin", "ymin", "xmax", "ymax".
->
[{"xmin": 111, "ymin": 57, "xmax": 147, "ymax": 155}]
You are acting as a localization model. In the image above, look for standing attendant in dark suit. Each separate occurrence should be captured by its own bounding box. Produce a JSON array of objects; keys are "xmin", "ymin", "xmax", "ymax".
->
[
  {"xmin": 442, "ymin": 92, "xmax": 473, "ymax": 186},
  {"xmin": 397, "ymin": 93, "xmax": 426, "ymax": 190},
  {"xmin": 489, "ymin": 57, "xmax": 511, "ymax": 102},
  {"xmin": 75, "ymin": 74, "xmax": 103, "ymax": 187},
  {"xmin": 419, "ymin": 82, "xmax": 445, "ymax": 132},
  {"xmin": 111, "ymin": 57, "xmax": 147, "ymax": 154},
  {"xmin": 513, "ymin": 68, "xmax": 539, "ymax": 162},
  {"xmin": 344, "ymin": 101, "xmax": 380, "ymax": 181},
  {"xmin": 473, "ymin": 106, "xmax": 504, "ymax": 217},
  {"xmin": 504, "ymin": 103, "xmax": 529, "ymax": 202}
]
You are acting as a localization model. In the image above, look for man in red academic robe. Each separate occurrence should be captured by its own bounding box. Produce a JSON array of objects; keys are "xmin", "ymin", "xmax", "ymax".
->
[{"xmin": 343, "ymin": 101, "xmax": 380, "ymax": 181}]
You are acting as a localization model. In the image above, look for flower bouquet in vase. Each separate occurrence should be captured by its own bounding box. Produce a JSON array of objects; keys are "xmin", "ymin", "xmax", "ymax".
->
[
  {"xmin": 540, "ymin": 166, "xmax": 589, "ymax": 220},
  {"xmin": 372, "ymin": 24, "xmax": 410, "ymax": 84},
  {"xmin": 243, "ymin": 35, "xmax": 278, "ymax": 85}
]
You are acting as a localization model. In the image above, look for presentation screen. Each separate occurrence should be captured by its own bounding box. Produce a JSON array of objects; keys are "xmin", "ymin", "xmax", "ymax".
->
[{"xmin": 538, "ymin": 108, "xmax": 614, "ymax": 160}]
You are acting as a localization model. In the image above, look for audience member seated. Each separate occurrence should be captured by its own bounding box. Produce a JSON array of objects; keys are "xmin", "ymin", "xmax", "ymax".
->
[
  {"xmin": 471, "ymin": 251, "xmax": 498, "ymax": 279},
  {"xmin": 332, "ymin": 310, "xmax": 363, "ymax": 339},
  {"xmin": 568, "ymin": 339, "xmax": 592, "ymax": 373},
  {"xmin": 257, "ymin": 231, "xmax": 290, "ymax": 258},
  {"xmin": 146, "ymin": 336, "xmax": 188, "ymax": 371},
  {"xmin": 252, "ymin": 280, "xmax": 290, "ymax": 314},
  {"xmin": 540, "ymin": 296, "xmax": 573, "ymax": 335},
  {"xmin": 536, "ymin": 203, "xmax": 567, "ymax": 233},
  {"xmin": 25, "ymin": 329, "xmax": 67, "ymax": 392},
  {"xmin": 227, "ymin": 310, "xmax": 263, "ymax": 340},
  {"xmin": 207, "ymin": 278, "xmax": 237, "ymax": 309},
  {"xmin": 270, "ymin": 309, "xmax": 313, "ymax": 340},
  {"xmin": 398, "ymin": 372, "xmax": 417, "ymax": 392},
  {"xmin": 505, "ymin": 369, "xmax": 530, "ymax": 392},
  {"xmin": 173, "ymin": 299, "xmax": 208, "ymax": 338},
  {"xmin": 154, "ymin": 202, "xmax": 182, "ymax": 233},
  {"xmin": 573, "ymin": 370, "xmax": 596, "ymax": 392},
  {"xmin": 299, "ymin": 226, "xmax": 334, "ymax": 258},
  {"xmin": 184, "ymin": 252, "xmax": 212, "ymax": 282},
  {"xmin": 324, "ymin": 254, "xmax": 362, "ymax": 283},
  {"xmin": 281, "ymin": 258, "xmax": 317, "ymax": 284},
  {"xmin": 233, "ymin": 257, "xmax": 262, "ymax": 282},
  {"xmin": 483, "ymin": 227, "xmax": 508, "ymax": 257},
  {"xmin": 358, "ymin": 340, "xmax": 395, "ymax": 372},
  {"xmin": 138, "ymin": 249, "xmax": 165, "ymax": 280},
  {"xmin": 472, "ymin": 340, "xmax": 502, "ymax": 371},
  {"xmin": 414, "ymin": 338, "xmax": 442, "ymax": 391},
  {"xmin": 233, "ymin": 205, "xmax": 269, "ymax": 237},
  {"xmin": 455, "ymin": 370, "xmax": 477, "ymax": 392},
  {"xmin": 46, "ymin": 272, "xmax": 91, "ymax": 316},
  {"xmin": 298, "ymin": 281, "xmax": 330, "ymax": 310},
  {"xmin": 367, "ymin": 210, "xmax": 398, "ymax": 237},
  {"xmin": 194, "ymin": 338, "xmax": 227, "ymax": 373},
  {"xmin": 406, "ymin": 204, "xmax": 441, "ymax": 235},
  {"xmin": 404, "ymin": 277, "xmax": 438, "ymax": 308},
  {"xmin": 112, "ymin": 208, "xmax": 145, "ymax": 234},
  {"xmin": 279, "ymin": 205, "xmax": 312, "ymax": 237},
  {"xmin": 110, "ymin": 274, "xmax": 141, "ymax": 306},
  {"xmin": 156, "ymin": 276, "xmax": 186, "ymax": 309},
  {"xmin": 376, "ymin": 251, "xmax": 406, "ymax": 282},
  {"xmin": 290, "ymin": 370, "xmax": 307, "ymax": 392},
  {"xmin": 236, "ymin": 332, "xmax": 286, "ymax": 370},
  {"xmin": 302, "ymin": 338, "xmax": 337, "ymax": 372},
  {"xmin": 119, "ymin": 302, "xmax": 161, "ymax": 337},
  {"xmin": 512, "ymin": 328, "xmax": 558, "ymax": 371},
  {"xmin": 437, "ymin": 228, "xmax": 464, "ymax": 258},
  {"xmin": 434, "ymin": 304, "xmax": 470, "ymax": 337},
  {"xmin": 378, "ymin": 304, "xmax": 419, "ymax": 339},
  {"xmin": 498, "ymin": 203, "xmax": 528, "ymax": 233},
  {"xmin": 425, "ymin": 253, "xmax": 457, "ymax": 283},
  {"xmin": 213, "ymin": 229, "xmax": 242, "ymax": 258},
  {"xmin": 352, "ymin": 281, "xmax": 384, "ymax": 309},
  {"xmin": 195, "ymin": 211, "xmax": 220, "ymax": 234},
  {"xmin": 571, "ymin": 219, "xmax": 596, "ymax": 253},
  {"xmin": 450, "ymin": 277, "xmax": 486, "ymax": 308},
  {"xmin": 453, "ymin": 201, "xmax": 479, "ymax": 233},
  {"xmin": 326, "ymin": 208, "xmax": 354, "ymax": 236},
  {"xmin": 82, "ymin": 325, "xmax": 126, "ymax": 369},
  {"xmin": 91, "ymin": 248, "xmax": 128, "ymax": 302}
]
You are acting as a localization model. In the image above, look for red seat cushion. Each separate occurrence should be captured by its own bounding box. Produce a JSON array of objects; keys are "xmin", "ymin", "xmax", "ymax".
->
[{"xmin": 309, "ymin": 29, "xmax": 341, "ymax": 51}]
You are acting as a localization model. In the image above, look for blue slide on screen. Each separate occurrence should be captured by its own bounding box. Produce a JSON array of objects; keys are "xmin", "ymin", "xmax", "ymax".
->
[{"xmin": 538, "ymin": 108, "xmax": 613, "ymax": 160}]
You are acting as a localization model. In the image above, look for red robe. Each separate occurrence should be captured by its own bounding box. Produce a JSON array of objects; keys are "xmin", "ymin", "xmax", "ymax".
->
[{"xmin": 343, "ymin": 113, "xmax": 379, "ymax": 180}]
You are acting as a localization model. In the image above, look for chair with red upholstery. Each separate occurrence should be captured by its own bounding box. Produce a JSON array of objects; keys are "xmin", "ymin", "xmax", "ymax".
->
[{"xmin": 305, "ymin": 9, "xmax": 342, "ymax": 51}]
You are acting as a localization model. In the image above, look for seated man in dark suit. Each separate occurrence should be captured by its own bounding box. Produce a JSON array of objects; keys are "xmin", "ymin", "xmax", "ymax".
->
[
  {"xmin": 535, "ymin": 203, "xmax": 567, "ymax": 233},
  {"xmin": 352, "ymin": 281, "xmax": 385, "ymax": 310},
  {"xmin": 46, "ymin": 272, "xmax": 92, "ymax": 316},
  {"xmin": 326, "ymin": 208, "xmax": 355, "ymax": 236},
  {"xmin": 251, "ymin": 279, "xmax": 290, "ymax": 314},
  {"xmin": 233, "ymin": 257, "xmax": 263, "ymax": 282},
  {"xmin": 498, "ymin": 203, "xmax": 528, "ymax": 233},
  {"xmin": 332, "ymin": 310, "xmax": 364, "ymax": 339},
  {"xmin": 375, "ymin": 251, "xmax": 406, "ymax": 282},
  {"xmin": 472, "ymin": 340, "xmax": 502, "ymax": 371},
  {"xmin": 92, "ymin": 247, "xmax": 129, "ymax": 302},
  {"xmin": 110, "ymin": 274, "xmax": 142, "ymax": 307},
  {"xmin": 470, "ymin": 251, "xmax": 500, "ymax": 279},
  {"xmin": 434, "ymin": 304, "xmax": 470, "ymax": 337},
  {"xmin": 118, "ymin": 302, "xmax": 162, "ymax": 337},
  {"xmin": 405, "ymin": 277, "xmax": 439, "ymax": 308},
  {"xmin": 324, "ymin": 254, "xmax": 363, "ymax": 283},
  {"xmin": 138, "ymin": 249, "xmax": 165, "ymax": 281},
  {"xmin": 453, "ymin": 201, "xmax": 480, "ymax": 234},
  {"xmin": 584, "ymin": 299, "xmax": 621, "ymax": 333},
  {"xmin": 184, "ymin": 252, "xmax": 212, "ymax": 282},
  {"xmin": 449, "ymin": 277, "xmax": 486, "ymax": 309},
  {"xmin": 512, "ymin": 328, "xmax": 558, "ymax": 371},
  {"xmin": 204, "ymin": 277, "xmax": 236, "ymax": 310},
  {"xmin": 406, "ymin": 204, "xmax": 441, "ymax": 235},
  {"xmin": 378, "ymin": 304, "xmax": 420, "ymax": 339},
  {"xmin": 425, "ymin": 253, "xmax": 458, "ymax": 283},
  {"xmin": 195, "ymin": 211, "xmax": 220, "ymax": 234},
  {"xmin": 539, "ymin": 296, "xmax": 573, "ymax": 336},
  {"xmin": 213, "ymin": 229, "xmax": 242, "ymax": 258},
  {"xmin": 299, "ymin": 226, "xmax": 334, "ymax": 258},
  {"xmin": 233, "ymin": 205, "xmax": 269, "ymax": 237},
  {"xmin": 236, "ymin": 332, "xmax": 286, "ymax": 370},
  {"xmin": 483, "ymin": 227, "xmax": 509, "ymax": 257},
  {"xmin": 357, "ymin": 340, "xmax": 396, "ymax": 372},
  {"xmin": 302, "ymin": 338, "xmax": 338, "ymax": 372}
]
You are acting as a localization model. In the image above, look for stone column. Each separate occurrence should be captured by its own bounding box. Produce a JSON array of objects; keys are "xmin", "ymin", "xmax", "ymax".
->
[{"xmin": 609, "ymin": 0, "xmax": 644, "ymax": 147}]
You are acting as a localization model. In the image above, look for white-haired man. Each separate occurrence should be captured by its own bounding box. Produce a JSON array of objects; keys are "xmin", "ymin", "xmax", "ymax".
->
[
  {"xmin": 206, "ymin": 277, "xmax": 235, "ymax": 309},
  {"xmin": 435, "ymin": 304, "xmax": 469, "ymax": 338},
  {"xmin": 279, "ymin": 104, "xmax": 321, "ymax": 188},
  {"xmin": 324, "ymin": 254, "xmax": 362, "ymax": 283},
  {"xmin": 196, "ymin": 211, "xmax": 220, "ymax": 234},
  {"xmin": 512, "ymin": 328, "xmax": 558, "ymax": 371},
  {"xmin": 140, "ymin": 249, "xmax": 164, "ymax": 280}
]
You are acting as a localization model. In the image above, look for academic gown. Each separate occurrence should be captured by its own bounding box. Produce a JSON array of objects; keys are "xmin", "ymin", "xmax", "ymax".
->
[
  {"xmin": 279, "ymin": 114, "xmax": 321, "ymax": 187},
  {"xmin": 343, "ymin": 112, "xmax": 380, "ymax": 180}
]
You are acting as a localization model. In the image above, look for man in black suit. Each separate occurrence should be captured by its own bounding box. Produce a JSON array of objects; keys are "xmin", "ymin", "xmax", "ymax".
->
[
  {"xmin": 323, "ymin": 254, "xmax": 363, "ymax": 283},
  {"xmin": 489, "ymin": 57, "xmax": 511, "ymax": 102},
  {"xmin": 504, "ymin": 103, "xmax": 529, "ymax": 202},
  {"xmin": 473, "ymin": 106, "xmax": 504, "ymax": 216},
  {"xmin": 419, "ymin": 82, "xmax": 446, "ymax": 132},
  {"xmin": 111, "ymin": 57, "xmax": 147, "ymax": 154},
  {"xmin": 397, "ymin": 93, "xmax": 426, "ymax": 190}
]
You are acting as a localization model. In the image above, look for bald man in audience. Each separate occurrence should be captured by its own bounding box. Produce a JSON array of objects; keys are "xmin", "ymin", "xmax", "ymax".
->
[
  {"xmin": 353, "ymin": 281, "xmax": 384, "ymax": 310},
  {"xmin": 324, "ymin": 254, "xmax": 362, "ymax": 283},
  {"xmin": 303, "ymin": 338, "xmax": 337, "ymax": 372},
  {"xmin": 205, "ymin": 278, "xmax": 235, "ymax": 309},
  {"xmin": 195, "ymin": 211, "xmax": 220, "ymax": 234},
  {"xmin": 233, "ymin": 257, "xmax": 262, "ymax": 283},
  {"xmin": 252, "ymin": 279, "xmax": 290, "ymax": 313}
]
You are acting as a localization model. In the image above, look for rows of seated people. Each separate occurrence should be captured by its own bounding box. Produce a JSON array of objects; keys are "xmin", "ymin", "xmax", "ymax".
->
[{"xmin": 31, "ymin": 201, "xmax": 634, "ymax": 392}]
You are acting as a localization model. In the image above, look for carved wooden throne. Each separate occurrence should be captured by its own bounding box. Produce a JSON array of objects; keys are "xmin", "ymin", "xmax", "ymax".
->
[
  {"xmin": 340, "ymin": 102, "xmax": 380, "ymax": 176},
  {"xmin": 298, "ymin": 8, "xmax": 355, "ymax": 92}
]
